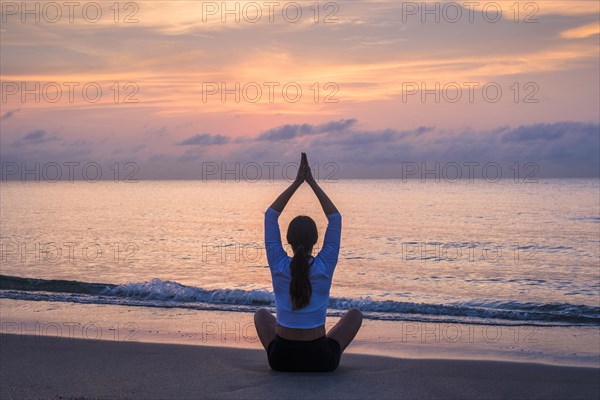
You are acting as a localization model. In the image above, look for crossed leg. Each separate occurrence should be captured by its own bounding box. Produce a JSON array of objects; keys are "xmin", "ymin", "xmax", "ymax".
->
[
  {"xmin": 326, "ymin": 308, "xmax": 363, "ymax": 352},
  {"xmin": 254, "ymin": 308, "xmax": 277, "ymax": 350}
]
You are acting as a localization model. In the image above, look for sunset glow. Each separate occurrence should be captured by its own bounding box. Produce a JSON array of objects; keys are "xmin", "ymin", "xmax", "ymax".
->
[{"xmin": 1, "ymin": 1, "xmax": 599, "ymax": 178}]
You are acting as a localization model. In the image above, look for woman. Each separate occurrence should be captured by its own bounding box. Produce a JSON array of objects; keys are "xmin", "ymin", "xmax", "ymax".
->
[{"xmin": 254, "ymin": 153, "xmax": 363, "ymax": 372}]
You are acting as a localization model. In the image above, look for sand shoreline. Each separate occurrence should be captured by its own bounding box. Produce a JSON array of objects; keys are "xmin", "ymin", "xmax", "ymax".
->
[
  {"xmin": 1, "ymin": 333, "xmax": 598, "ymax": 400},
  {"xmin": 3, "ymin": 299, "xmax": 599, "ymax": 369}
]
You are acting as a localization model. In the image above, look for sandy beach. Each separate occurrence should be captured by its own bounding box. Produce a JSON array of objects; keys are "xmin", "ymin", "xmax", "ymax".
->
[{"xmin": 1, "ymin": 333, "xmax": 598, "ymax": 400}]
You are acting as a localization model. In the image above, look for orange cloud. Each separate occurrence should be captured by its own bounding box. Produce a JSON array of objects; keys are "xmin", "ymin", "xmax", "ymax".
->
[{"xmin": 561, "ymin": 23, "xmax": 600, "ymax": 39}]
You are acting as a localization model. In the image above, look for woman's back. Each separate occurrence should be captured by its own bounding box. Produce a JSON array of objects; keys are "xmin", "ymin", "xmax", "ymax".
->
[{"xmin": 265, "ymin": 207, "xmax": 342, "ymax": 329}]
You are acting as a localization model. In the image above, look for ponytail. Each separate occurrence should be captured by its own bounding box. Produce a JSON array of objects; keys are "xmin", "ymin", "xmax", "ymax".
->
[
  {"xmin": 286, "ymin": 215, "xmax": 318, "ymax": 310},
  {"xmin": 289, "ymin": 245, "xmax": 312, "ymax": 310}
]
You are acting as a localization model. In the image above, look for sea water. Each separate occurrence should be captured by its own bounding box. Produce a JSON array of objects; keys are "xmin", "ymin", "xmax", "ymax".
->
[{"xmin": 1, "ymin": 179, "xmax": 599, "ymax": 327}]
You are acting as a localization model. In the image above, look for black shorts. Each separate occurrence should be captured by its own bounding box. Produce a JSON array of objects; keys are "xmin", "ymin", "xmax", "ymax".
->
[{"xmin": 267, "ymin": 334, "xmax": 342, "ymax": 372}]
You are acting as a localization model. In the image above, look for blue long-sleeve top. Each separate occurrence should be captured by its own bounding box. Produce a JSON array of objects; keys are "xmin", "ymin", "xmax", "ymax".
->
[{"xmin": 264, "ymin": 207, "xmax": 342, "ymax": 328}]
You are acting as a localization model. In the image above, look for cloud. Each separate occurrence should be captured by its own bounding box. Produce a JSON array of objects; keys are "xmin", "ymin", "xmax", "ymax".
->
[
  {"xmin": 1, "ymin": 119, "xmax": 598, "ymax": 178},
  {"xmin": 257, "ymin": 119, "xmax": 358, "ymax": 141},
  {"xmin": 23, "ymin": 130, "xmax": 47, "ymax": 141},
  {"xmin": 176, "ymin": 133, "xmax": 229, "ymax": 146},
  {"xmin": 1, "ymin": 1, "xmax": 597, "ymax": 118},
  {"xmin": 0, "ymin": 108, "xmax": 20, "ymax": 121},
  {"xmin": 496, "ymin": 122, "xmax": 599, "ymax": 166},
  {"xmin": 177, "ymin": 150, "xmax": 203, "ymax": 162},
  {"xmin": 184, "ymin": 119, "xmax": 598, "ymax": 177},
  {"xmin": 257, "ymin": 123, "xmax": 315, "ymax": 141},
  {"xmin": 561, "ymin": 23, "xmax": 600, "ymax": 39},
  {"xmin": 227, "ymin": 119, "xmax": 599, "ymax": 177},
  {"xmin": 500, "ymin": 123, "xmax": 573, "ymax": 142},
  {"xmin": 12, "ymin": 129, "xmax": 61, "ymax": 146},
  {"xmin": 317, "ymin": 119, "xmax": 358, "ymax": 133}
]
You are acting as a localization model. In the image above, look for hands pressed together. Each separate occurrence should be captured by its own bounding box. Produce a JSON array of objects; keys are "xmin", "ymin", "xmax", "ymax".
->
[
  {"xmin": 271, "ymin": 152, "xmax": 338, "ymax": 215},
  {"xmin": 294, "ymin": 152, "xmax": 316, "ymax": 185}
]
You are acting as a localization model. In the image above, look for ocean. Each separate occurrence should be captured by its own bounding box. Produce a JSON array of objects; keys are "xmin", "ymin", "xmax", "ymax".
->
[{"xmin": 1, "ymin": 179, "xmax": 599, "ymax": 327}]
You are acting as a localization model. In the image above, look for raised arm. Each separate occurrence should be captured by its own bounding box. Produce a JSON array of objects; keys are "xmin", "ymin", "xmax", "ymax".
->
[
  {"xmin": 265, "ymin": 154, "xmax": 306, "ymax": 267},
  {"xmin": 304, "ymin": 154, "xmax": 339, "ymax": 216},
  {"xmin": 269, "ymin": 180, "xmax": 302, "ymax": 213},
  {"xmin": 303, "ymin": 154, "xmax": 341, "ymax": 273},
  {"xmin": 269, "ymin": 154, "xmax": 306, "ymax": 212}
]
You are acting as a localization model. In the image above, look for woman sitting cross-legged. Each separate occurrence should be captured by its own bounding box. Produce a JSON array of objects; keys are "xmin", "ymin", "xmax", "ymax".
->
[{"xmin": 254, "ymin": 152, "xmax": 363, "ymax": 372}]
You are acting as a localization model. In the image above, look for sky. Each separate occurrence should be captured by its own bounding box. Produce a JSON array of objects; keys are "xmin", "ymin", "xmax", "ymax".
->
[{"xmin": 1, "ymin": 0, "xmax": 599, "ymax": 179}]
